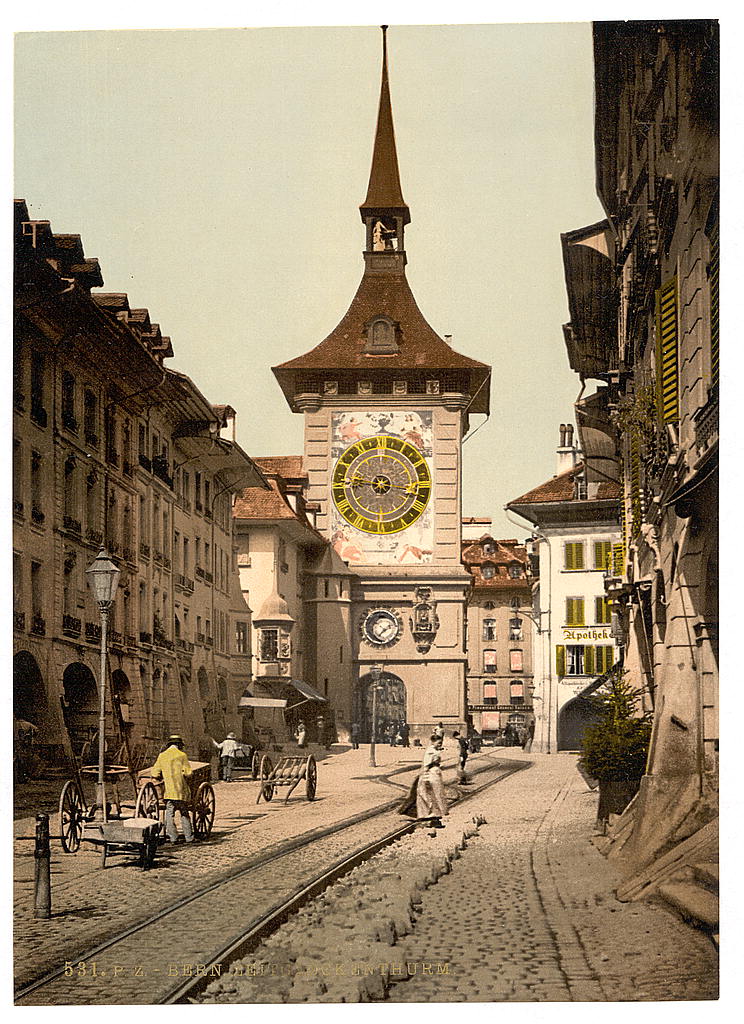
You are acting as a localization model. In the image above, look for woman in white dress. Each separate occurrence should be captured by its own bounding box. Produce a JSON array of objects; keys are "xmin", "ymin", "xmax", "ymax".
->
[{"xmin": 416, "ymin": 734, "xmax": 449, "ymax": 827}]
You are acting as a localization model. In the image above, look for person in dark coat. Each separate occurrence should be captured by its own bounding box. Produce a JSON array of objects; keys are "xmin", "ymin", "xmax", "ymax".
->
[
  {"xmin": 400, "ymin": 722, "xmax": 410, "ymax": 748},
  {"xmin": 453, "ymin": 731, "xmax": 469, "ymax": 781},
  {"xmin": 350, "ymin": 721, "xmax": 360, "ymax": 750}
]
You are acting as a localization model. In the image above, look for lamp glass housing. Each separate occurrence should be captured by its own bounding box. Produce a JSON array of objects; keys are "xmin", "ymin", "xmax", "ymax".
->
[{"xmin": 85, "ymin": 548, "xmax": 121, "ymax": 606}]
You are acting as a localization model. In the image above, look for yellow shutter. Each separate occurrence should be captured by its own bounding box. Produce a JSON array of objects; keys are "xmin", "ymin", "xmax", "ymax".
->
[
  {"xmin": 556, "ymin": 645, "xmax": 566, "ymax": 676},
  {"xmin": 709, "ymin": 218, "xmax": 719, "ymax": 389},
  {"xmin": 656, "ymin": 275, "xmax": 679, "ymax": 423},
  {"xmin": 584, "ymin": 646, "xmax": 595, "ymax": 675},
  {"xmin": 611, "ymin": 543, "xmax": 625, "ymax": 576}
]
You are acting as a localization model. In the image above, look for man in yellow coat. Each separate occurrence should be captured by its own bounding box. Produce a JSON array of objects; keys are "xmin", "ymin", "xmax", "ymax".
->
[{"xmin": 151, "ymin": 735, "xmax": 194, "ymax": 843}]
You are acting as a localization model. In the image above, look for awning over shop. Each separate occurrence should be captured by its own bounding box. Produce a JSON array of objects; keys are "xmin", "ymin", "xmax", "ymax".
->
[
  {"xmin": 290, "ymin": 680, "xmax": 327, "ymax": 703},
  {"xmin": 238, "ymin": 696, "xmax": 288, "ymax": 709}
]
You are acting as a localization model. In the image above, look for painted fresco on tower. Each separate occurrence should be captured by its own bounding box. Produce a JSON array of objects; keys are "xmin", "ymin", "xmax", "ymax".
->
[{"xmin": 330, "ymin": 410, "xmax": 434, "ymax": 564}]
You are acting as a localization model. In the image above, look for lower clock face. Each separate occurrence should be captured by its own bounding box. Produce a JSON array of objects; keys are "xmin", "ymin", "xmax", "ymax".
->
[
  {"xmin": 332, "ymin": 434, "xmax": 432, "ymax": 535},
  {"xmin": 362, "ymin": 608, "xmax": 402, "ymax": 646}
]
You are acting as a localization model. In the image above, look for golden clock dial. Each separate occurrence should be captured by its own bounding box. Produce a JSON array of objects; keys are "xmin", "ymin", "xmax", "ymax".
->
[{"xmin": 332, "ymin": 434, "xmax": 431, "ymax": 535}]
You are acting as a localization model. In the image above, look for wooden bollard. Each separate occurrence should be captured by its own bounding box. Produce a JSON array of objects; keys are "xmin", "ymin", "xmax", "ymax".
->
[{"xmin": 34, "ymin": 812, "xmax": 51, "ymax": 919}]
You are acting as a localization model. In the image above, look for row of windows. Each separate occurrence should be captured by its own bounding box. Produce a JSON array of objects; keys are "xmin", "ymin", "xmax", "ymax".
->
[
  {"xmin": 17, "ymin": 354, "xmax": 232, "ymax": 530},
  {"xmin": 563, "ymin": 540, "xmax": 613, "ymax": 571},
  {"xmin": 565, "ymin": 597, "xmax": 612, "ymax": 626},
  {"xmin": 481, "ymin": 618, "xmax": 523, "ymax": 642},
  {"xmin": 555, "ymin": 645, "xmax": 615, "ymax": 677},
  {"xmin": 480, "ymin": 563, "xmax": 523, "ymax": 580},
  {"xmin": 483, "ymin": 680, "xmax": 526, "ymax": 704},
  {"xmin": 483, "ymin": 649, "xmax": 524, "ymax": 673}
]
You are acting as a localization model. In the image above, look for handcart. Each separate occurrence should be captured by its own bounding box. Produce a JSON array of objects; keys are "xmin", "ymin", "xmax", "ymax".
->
[
  {"xmin": 256, "ymin": 753, "xmax": 317, "ymax": 804},
  {"xmin": 135, "ymin": 761, "xmax": 216, "ymax": 839}
]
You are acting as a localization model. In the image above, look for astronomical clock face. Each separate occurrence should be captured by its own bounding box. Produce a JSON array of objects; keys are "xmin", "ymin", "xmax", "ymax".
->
[{"xmin": 332, "ymin": 435, "xmax": 431, "ymax": 535}]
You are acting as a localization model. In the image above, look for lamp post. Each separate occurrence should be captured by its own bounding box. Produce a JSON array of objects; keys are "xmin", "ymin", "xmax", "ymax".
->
[
  {"xmin": 85, "ymin": 548, "xmax": 120, "ymax": 822},
  {"xmin": 368, "ymin": 664, "xmax": 383, "ymax": 768}
]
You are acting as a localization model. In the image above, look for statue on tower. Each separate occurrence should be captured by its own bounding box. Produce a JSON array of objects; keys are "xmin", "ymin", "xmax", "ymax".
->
[{"xmin": 372, "ymin": 218, "xmax": 397, "ymax": 251}]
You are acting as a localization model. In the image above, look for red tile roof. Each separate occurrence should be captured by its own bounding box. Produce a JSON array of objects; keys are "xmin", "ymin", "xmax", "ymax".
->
[
  {"xmin": 461, "ymin": 536, "xmax": 531, "ymax": 589},
  {"xmin": 253, "ymin": 456, "xmax": 306, "ymax": 480},
  {"xmin": 233, "ymin": 478, "xmax": 298, "ymax": 521},
  {"xmin": 507, "ymin": 463, "xmax": 621, "ymax": 506}
]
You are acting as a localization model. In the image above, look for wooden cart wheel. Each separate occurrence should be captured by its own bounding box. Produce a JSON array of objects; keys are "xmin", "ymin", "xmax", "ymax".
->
[
  {"xmin": 134, "ymin": 782, "xmax": 161, "ymax": 826},
  {"xmin": 258, "ymin": 754, "xmax": 274, "ymax": 803},
  {"xmin": 59, "ymin": 780, "xmax": 85, "ymax": 853},
  {"xmin": 305, "ymin": 754, "xmax": 317, "ymax": 801},
  {"xmin": 251, "ymin": 749, "xmax": 261, "ymax": 780},
  {"xmin": 193, "ymin": 782, "xmax": 216, "ymax": 838}
]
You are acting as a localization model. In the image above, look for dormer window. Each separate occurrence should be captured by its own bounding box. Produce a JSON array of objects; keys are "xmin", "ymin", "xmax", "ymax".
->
[
  {"xmin": 482, "ymin": 563, "xmax": 496, "ymax": 580},
  {"xmin": 363, "ymin": 315, "xmax": 400, "ymax": 355}
]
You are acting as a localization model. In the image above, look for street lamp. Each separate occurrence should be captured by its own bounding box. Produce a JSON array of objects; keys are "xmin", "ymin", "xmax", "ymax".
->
[
  {"xmin": 86, "ymin": 548, "xmax": 120, "ymax": 822},
  {"xmin": 368, "ymin": 664, "xmax": 383, "ymax": 768}
]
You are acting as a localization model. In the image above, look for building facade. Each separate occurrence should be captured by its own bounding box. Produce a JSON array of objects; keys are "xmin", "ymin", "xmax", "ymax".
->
[
  {"xmin": 13, "ymin": 200, "xmax": 267, "ymax": 766},
  {"xmin": 270, "ymin": 30, "xmax": 491, "ymax": 743},
  {"xmin": 233, "ymin": 457, "xmax": 355, "ymax": 745},
  {"xmin": 507, "ymin": 426, "xmax": 621, "ymax": 753},
  {"xmin": 462, "ymin": 535, "xmax": 534, "ymax": 740},
  {"xmin": 559, "ymin": 21, "xmax": 719, "ymax": 871}
]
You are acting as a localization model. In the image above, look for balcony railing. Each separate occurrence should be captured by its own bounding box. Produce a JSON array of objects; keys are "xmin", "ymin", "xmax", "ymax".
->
[
  {"xmin": 31, "ymin": 614, "xmax": 46, "ymax": 636},
  {"xmin": 85, "ymin": 621, "xmax": 101, "ymax": 642},
  {"xmin": 205, "ymin": 635, "xmax": 214, "ymax": 648},
  {"xmin": 14, "ymin": 390, "xmax": 25, "ymax": 411},
  {"xmin": 85, "ymin": 431, "xmax": 99, "ymax": 449},
  {"xmin": 122, "ymin": 546, "xmax": 135, "ymax": 564},
  {"xmin": 140, "ymin": 542, "xmax": 151, "ymax": 560},
  {"xmin": 177, "ymin": 575, "xmax": 194, "ymax": 593},
  {"xmin": 13, "ymin": 500, "xmax": 24, "ymax": 518},
  {"xmin": 139, "ymin": 631, "xmax": 152, "ymax": 645},
  {"xmin": 125, "ymin": 634, "xmax": 137, "ymax": 648},
  {"xmin": 31, "ymin": 506, "xmax": 45, "ymax": 526},
  {"xmin": 86, "ymin": 527, "xmax": 103, "ymax": 546},
  {"xmin": 106, "ymin": 447, "xmax": 119, "ymax": 467},
  {"xmin": 153, "ymin": 550, "xmax": 165, "ymax": 566},
  {"xmin": 204, "ymin": 509, "xmax": 212, "ymax": 522},
  {"xmin": 176, "ymin": 638, "xmax": 195, "ymax": 654},
  {"xmin": 109, "ymin": 630, "xmax": 123, "ymax": 646},
  {"xmin": 62, "ymin": 614, "xmax": 82, "ymax": 637},
  {"xmin": 196, "ymin": 632, "xmax": 206, "ymax": 645},
  {"xmin": 63, "ymin": 515, "xmax": 82, "ymax": 536},
  {"xmin": 204, "ymin": 570, "xmax": 214, "ymax": 584},
  {"xmin": 163, "ymin": 555, "xmax": 171, "ymax": 570},
  {"xmin": 123, "ymin": 459, "xmax": 134, "ymax": 477},
  {"xmin": 138, "ymin": 453, "xmax": 152, "ymax": 472},
  {"xmin": 61, "ymin": 411, "xmax": 78, "ymax": 432},
  {"xmin": 194, "ymin": 565, "xmax": 205, "ymax": 580},
  {"xmin": 152, "ymin": 456, "xmax": 173, "ymax": 487},
  {"xmin": 14, "ymin": 611, "xmax": 25, "ymax": 631}
]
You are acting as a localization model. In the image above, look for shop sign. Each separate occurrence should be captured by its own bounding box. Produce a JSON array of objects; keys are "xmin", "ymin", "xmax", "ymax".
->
[{"xmin": 561, "ymin": 627, "xmax": 613, "ymax": 642}]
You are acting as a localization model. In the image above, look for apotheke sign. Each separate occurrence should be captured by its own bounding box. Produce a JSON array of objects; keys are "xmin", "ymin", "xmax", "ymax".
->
[{"xmin": 561, "ymin": 627, "xmax": 613, "ymax": 642}]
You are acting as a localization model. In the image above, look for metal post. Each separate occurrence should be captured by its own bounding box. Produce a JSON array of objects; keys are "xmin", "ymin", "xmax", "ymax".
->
[
  {"xmin": 369, "ymin": 680, "xmax": 378, "ymax": 768},
  {"xmin": 97, "ymin": 605, "xmax": 109, "ymax": 821},
  {"xmin": 34, "ymin": 812, "xmax": 51, "ymax": 919}
]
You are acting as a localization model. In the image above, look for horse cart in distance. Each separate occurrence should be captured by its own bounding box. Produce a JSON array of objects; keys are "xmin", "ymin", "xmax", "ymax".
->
[{"xmin": 256, "ymin": 753, "xmax": 317, "ymax": 804}]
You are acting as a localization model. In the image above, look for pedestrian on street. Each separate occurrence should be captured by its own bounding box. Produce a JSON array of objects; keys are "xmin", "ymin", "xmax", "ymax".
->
[
  {"xmin": 453, "ymin": 731, "xmax": 469, "ymax": 781},
  {"xmin": 416, "ymin": 733, "xmax": 449, "ymax": 827},
  {"xmin": 434, "ymin": 721, "xmax": 445, "ymax": 742},
  {"xmin": 150, "ymin": 735, "xmax": 194, "ymax": 844},
  {"xmin": 295, "ymin": 720, "xmax": 307, "ymax": 749},
  {"xmin": 390, "ymin": 722, "xmax": 399, "ymax": 747},
  {"xmin": 523, "ymin": 719, "xmax": 535, "ymax": 753},
  {"xmin": 400, "ymin": 722, "xmax": 410, "ymax": 748},
  {"xmin": 316, "ymin": 715, "xmax": 325, "ymax": 746},
  {"xmin": 350, "ymin": 721, "xmax": 360, "ymax": 749},
  {"xmin": 210, "ymin": 732, "xmax": 240, "ymax": 782}
]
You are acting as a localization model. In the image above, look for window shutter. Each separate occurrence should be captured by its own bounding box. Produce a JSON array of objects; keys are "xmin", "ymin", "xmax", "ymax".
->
[
  {"xmin": 584, "ymin": 646, "xmax": 595, "ymax": 675},
  {"xmin": 611, "ymin": 543, "xmax": 625, "ymax": 576},
  {"xmin": 556, "ymin": 645, "xmax": 566, "ymax": 676},
  {"xmin": 709, "ymin": 217, "xmax": 719, "ymax": 389},
  {"xmin": 575, "ymin": 598, "xmax": 584, "ymax": 625},
  {"xmin": 564, "ymin": 543, "xmax": 574, "ymax": 570},
  {"xmin": 594, "ymin": 541, "xmax": 611, "ymax": 570},
  {"xmin": 655, "ymin": 275, "xmax": 679, "ymax": 423}
]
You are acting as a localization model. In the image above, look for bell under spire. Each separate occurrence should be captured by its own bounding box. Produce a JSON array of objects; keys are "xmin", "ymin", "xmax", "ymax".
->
[{"xmin": 360, "ymin": 27, "xmax": 410, "ymax": 267}]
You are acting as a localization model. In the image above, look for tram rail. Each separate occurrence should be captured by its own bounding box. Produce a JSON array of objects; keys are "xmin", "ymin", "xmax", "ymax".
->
[{"xmin": 15, "ymin": 754, "xmax": 530, "ymax": 1006}]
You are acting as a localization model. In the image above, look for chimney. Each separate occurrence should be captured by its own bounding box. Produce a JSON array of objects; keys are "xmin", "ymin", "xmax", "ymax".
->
[{"xmin": 556, "ymin": 422, "xmax": 577, "ymax": 476}]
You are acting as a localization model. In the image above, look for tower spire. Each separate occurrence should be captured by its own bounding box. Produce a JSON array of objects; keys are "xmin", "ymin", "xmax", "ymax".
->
[{"xmin": 360, "ymin": 26, "xmax": 410, "ymax": 233}]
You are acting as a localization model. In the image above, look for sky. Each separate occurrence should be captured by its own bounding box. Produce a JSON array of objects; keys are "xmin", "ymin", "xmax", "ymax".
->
[{"xmin": 14, "ymin": 20, "xmax": 607, "ymax": 538}]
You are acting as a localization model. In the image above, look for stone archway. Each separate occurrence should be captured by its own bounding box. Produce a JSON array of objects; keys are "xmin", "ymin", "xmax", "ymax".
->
[
  {"xmin": 14, "ymin": 651, "xmax": 46, "ymax": 725},
  {"xmin": 359, "ymin": 670, "xmax": 407, "ymax": 743},
  {"xmin": 557, "ymin": 694, "xmax": 601, "ymax": 751},
  {"xmin": 62, "ymin": 662, "xmax": 100, "ymax": 756}
]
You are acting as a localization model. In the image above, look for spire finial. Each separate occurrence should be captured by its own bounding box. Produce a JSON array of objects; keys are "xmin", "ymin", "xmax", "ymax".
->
[{"xmin": 360, "ymin": 25, "xmax": 410, "ymax": 225}]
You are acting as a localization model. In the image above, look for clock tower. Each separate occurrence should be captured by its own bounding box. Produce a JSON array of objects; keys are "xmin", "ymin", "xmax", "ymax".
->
[{"xmin": 273, "ymin": 27, "xmax": 491, "ymax": 742}]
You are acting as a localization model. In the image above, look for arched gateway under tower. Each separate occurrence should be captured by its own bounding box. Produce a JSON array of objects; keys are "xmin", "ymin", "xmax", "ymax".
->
[{"xmin": 272, "ymin": 28, "xmax": 491, "ymax": 743}]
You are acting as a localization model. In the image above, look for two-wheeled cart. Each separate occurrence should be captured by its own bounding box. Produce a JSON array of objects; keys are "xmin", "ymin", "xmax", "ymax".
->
[
  {"xmin": 135, "ymin": 761, "xmax": 216, "ymax": 840},
  {"xmin": 255, "ymin": 753, "xmax": 317, "ymax": 803}
]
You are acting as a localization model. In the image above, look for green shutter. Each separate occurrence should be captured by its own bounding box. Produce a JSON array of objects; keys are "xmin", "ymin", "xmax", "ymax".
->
[
  {"xmin": 566, "ymin": 598, "xmax": 585, "ymax": 625},
  {"xmin": 656, "ymin": 275, "xmax": 679, "ymax": 424},
  {"xmin": 595, "ymin": 597, "xmax": 603, "ymax": 624},
  {"xmin": 594, "ymin": 541, "xmax": 611, "ymax": 570},
  {"xmin": 584, "ymin": 646, "xmax": 595, "ymax": 675},
  {"xmin": 564, "ymin": 542, "xmax": 584, "ymax": 570},
  {"xmin": 611, "ymin": 543, "xmax": 625, "ymax": 576},
  {"xmin": 556, "ymin": 645, "xmax": 566, "ymax": 676},
  {"xmin": 575, "ymin": 598, "xmax": 584, "ymax": 625}
]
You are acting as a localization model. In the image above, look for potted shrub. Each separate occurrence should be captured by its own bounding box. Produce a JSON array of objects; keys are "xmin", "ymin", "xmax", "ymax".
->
[{"xmin": 580, "ymin": 668, "xmax": 652, "ymax": 826}]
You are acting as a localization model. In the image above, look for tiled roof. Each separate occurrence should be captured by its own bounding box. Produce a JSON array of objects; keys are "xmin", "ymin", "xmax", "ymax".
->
[
  {"xmin": 253, "ymin": 456, "xmax": 306, "ymax": 480},
  {"xmin": 233, "ymin": 478, "xmax": 297, "ymax": 521},
  {"xmin": 507, "ymin": 463, "xmax": 621, "ymax": 506},
  {"xmin": 273, "ymin": 271, "xmax": 489, "ymax": 376},
  {"xmin": 461, "ymin": 536, "xmax": 530, "ymax": 589}
]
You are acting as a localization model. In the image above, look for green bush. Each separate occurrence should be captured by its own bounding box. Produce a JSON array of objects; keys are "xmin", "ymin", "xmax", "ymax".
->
[{"xmin": 580, "ymin": 668, "xmax": 652, "ymax": 783}]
